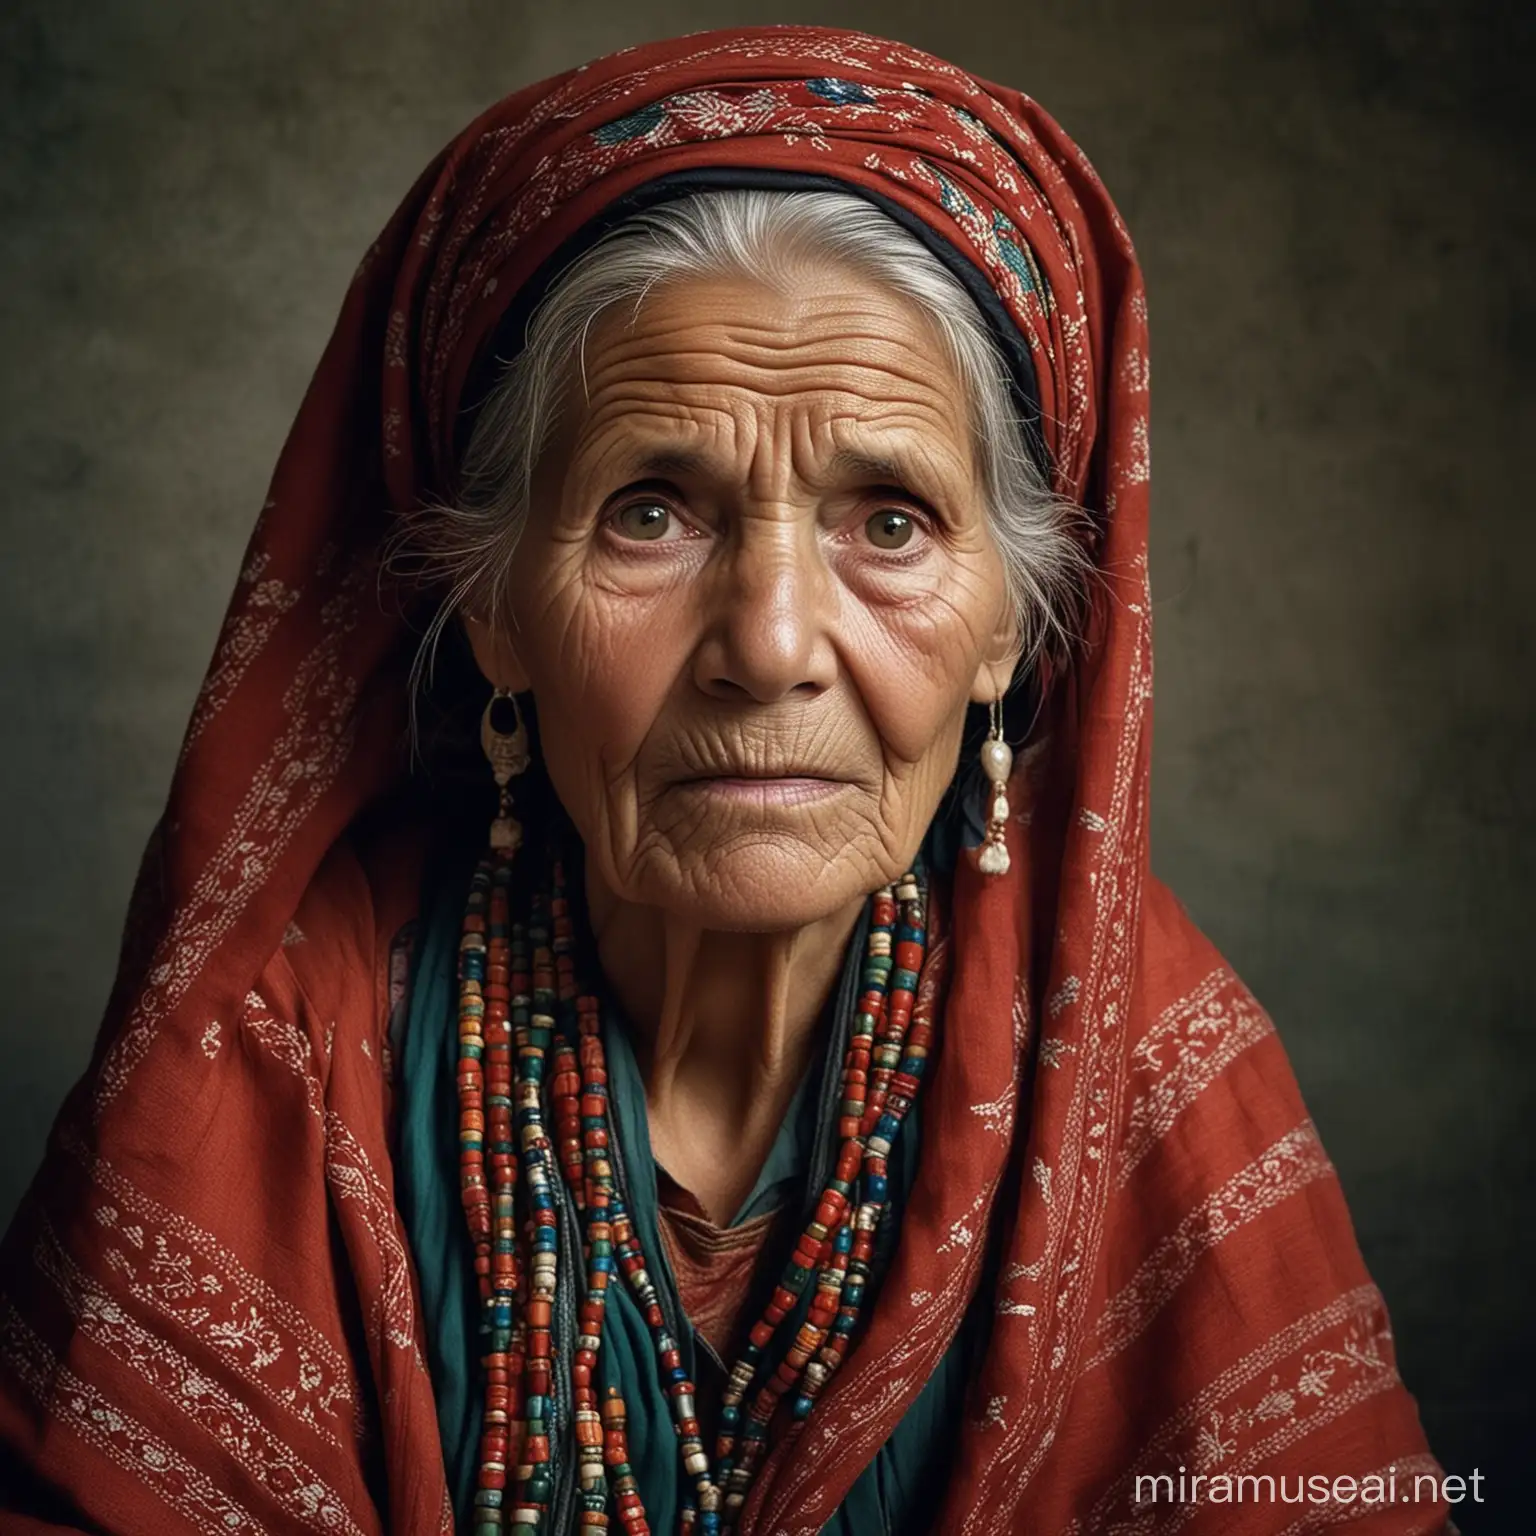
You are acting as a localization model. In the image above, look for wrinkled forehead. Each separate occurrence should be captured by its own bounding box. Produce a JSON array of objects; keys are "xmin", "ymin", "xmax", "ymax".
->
[
  {"xmin": 455, "ymin": 170, "xmax": 1049, "ymax": 482},
  {"xmin": 570, "ymin": 266, "xmax": 961, "ymax": 405},
  {"xmin": 552, "ymin": 271, "xmax": 980, "ymax": 505}
]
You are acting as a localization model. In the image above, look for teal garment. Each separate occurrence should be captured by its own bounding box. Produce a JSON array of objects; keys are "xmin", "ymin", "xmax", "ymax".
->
[{"xmin": 394, "ymin": 844, "xmax": 983, "ymax": 1535}]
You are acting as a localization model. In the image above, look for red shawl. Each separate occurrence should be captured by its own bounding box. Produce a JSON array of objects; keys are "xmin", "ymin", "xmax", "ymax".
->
[{"xmin": 0, "ymin": 26, "xmax": 1446, "ymax": 1536}]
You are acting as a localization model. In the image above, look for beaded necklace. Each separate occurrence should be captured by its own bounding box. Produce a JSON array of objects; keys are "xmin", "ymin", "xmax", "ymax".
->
[{"xmin": 454, "ymin": 848, "xmax": 931, "ymax": 1535}]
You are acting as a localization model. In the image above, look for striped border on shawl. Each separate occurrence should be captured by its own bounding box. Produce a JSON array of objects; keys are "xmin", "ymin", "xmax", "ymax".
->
[
  {"xmin": 965, "ymin": 973, "xmax": 1033, "ymax": 1137},
  {"xmin": 323, "ymin": 1109, "xmax": 426, "ymax": 1364},
  {"xmin": 240, "ymin": 993, "xmax": 427, "ymax": 1367},
  {"xmin": 0, "ymin": 1299, "xmax": 266, "ymax": 1536},
  {"xmin": 53, "ymin": 1123, "xmax": 364, "ymax": 1446},
  {"xmin": 1084, "ymin": 1121, "xmax": 1336, "ymax": 1372},
  {"xmin": 179, "ymin": 525, "xmax": 301, "ymax": 753},
  {"xmin": 31, "ymin": 1218, "xmax": 367, "ymax": 1536},
  {"xmin": 1085, "ymin": 1284, "xmax": 1407, "ymax": 1533},
  {"xmin": 94, "ymin": 555, "xmax": 369, "ymax": 1111},
  {"xmin": 1118, "ymin": 966, "xmax": 1274, "ymax": 1187},
  {"xmin": 241, "ymin": 987, "xmax": 328, "ymax": 1119}
]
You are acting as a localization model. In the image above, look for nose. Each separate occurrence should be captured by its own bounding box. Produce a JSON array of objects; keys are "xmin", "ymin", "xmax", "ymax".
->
[{"xmin": 692, "ymin": 516, "xmax": 837, "ymax": 704}]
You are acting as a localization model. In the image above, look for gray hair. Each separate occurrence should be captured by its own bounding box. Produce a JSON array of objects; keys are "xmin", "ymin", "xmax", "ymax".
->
[{"xmin": 405, "ymin": 189, "xmax": 1088, "ymax": 678}]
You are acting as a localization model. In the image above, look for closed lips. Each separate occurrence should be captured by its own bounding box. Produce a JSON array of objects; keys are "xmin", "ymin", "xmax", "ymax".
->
[{"xmin": 675, "ymin": 770, "xmax": 846, "ymax": 782}]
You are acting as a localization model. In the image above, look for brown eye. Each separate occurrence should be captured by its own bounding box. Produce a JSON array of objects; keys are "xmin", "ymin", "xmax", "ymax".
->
[
  {"xmin": 614, "ymin": 500, "xmax": 673, "ymax": 541},
  {"xmin": 865, "ymin": 509, "xmax": 915, "ymax": 550}
]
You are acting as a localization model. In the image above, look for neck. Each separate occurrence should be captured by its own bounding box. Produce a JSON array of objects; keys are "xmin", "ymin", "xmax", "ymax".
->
[{"xmin": 583, "ymin": 856, "xmax": 864, "ymax": 1223}]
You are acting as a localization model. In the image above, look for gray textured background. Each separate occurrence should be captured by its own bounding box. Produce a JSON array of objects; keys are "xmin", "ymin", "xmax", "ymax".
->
[{"xmin": 2, "ymin": 0, "xmax": 1530, "ymax": 1528}]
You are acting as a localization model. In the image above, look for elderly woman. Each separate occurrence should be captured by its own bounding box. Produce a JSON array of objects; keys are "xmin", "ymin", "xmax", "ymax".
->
[{"xmin": 0, "ymin": 26, "xmax": 1445, "ymax": 1536}]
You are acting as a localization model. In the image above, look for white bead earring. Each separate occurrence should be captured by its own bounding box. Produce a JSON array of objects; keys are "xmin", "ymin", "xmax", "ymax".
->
[{"xmin": 978, "ymin": 695, "xmax": 1013, "ymax": 876}]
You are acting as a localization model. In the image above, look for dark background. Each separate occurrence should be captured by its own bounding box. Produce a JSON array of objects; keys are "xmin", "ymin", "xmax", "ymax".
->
[{"xmin": 1, "ymin": 1, "xmax": 1530, "ymax": 1528}]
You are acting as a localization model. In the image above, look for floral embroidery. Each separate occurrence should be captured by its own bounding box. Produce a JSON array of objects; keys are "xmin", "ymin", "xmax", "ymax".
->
[
  {"xmin": 0, "ymin": 1300, "xmax": 267, "ymax": 1535},
  {"xmin": 33, "ymin": 1221, "xmax": 366, "ymax": 1535},
  {"xmin": 55, "ymin": 1126, "xmax": 362, "ymax": 1446},
  {"xmin": 1118, "ymin": 967, "xmax": 1274, "ymax": 1186}
]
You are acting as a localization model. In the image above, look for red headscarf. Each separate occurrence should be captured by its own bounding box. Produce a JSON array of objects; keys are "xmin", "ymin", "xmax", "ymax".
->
[{"xmin": 0, "ymin": 26, "xmax": 1445, "ymax": 1536}]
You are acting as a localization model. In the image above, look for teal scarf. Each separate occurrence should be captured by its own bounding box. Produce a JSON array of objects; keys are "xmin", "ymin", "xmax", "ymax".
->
[{"xmin": 394, "ymin": 841, "xmax": 980, "ymax": 1534}]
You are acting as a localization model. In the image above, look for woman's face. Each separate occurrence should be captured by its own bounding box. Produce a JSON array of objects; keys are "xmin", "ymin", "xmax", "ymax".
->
[{"xmin": 472, "ymin": 268, "xmax": 1020, "ymax": 931}]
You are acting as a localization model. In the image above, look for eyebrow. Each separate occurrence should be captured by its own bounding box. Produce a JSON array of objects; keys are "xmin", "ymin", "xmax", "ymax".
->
[
  {"xmin": 629, "ymin": 448, "xmax": 709, "ymax": 479},
  {"xmin": 617, "ymin": 444, "xmax": 948, "ymax": 510},
  {"xmin": 827, "ymin": 449, "xmax": 906, "ymax": 484},
  {"xmin": 827, "ymin": 448, "xmax": 950, "ymax": 512}
]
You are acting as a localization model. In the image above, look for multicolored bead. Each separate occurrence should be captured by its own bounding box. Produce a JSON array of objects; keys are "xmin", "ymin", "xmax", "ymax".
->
[{"xmin": 456, "ymin": 854, "xmax": 932, "ymax": 1532}]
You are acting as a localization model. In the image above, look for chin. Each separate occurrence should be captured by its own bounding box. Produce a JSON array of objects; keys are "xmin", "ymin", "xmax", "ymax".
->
[{"xmin": 641, "ymin": 836, "xmax": 886, "ymax": 934}]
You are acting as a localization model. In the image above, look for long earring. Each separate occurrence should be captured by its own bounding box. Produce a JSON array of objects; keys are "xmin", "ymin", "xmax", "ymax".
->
[
  {"xmin": 978, "ymin": 695, "xmax": 1013, "ymax": 876},
  {"xmin": 480, "ymin": 688, "xmax": 530, "ymax": 853}
]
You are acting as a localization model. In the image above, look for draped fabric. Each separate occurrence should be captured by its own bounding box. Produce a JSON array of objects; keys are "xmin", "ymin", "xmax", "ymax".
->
[{"xmin": 0, "ymin": 25, "xmax": 1446, "ymax": 1536}]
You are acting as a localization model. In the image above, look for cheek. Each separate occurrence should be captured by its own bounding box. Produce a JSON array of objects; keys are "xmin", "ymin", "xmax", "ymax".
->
[
  {"xmin": 858, "ymin": 656, "xmax": 971, "ymax": 801},
  {"xmin": 510, "ymin": 558, "xmax": 698, "ymax": 783},
  {"xmin": 844, "ymin": 568, "xmax": 997, "ymax": 773}
]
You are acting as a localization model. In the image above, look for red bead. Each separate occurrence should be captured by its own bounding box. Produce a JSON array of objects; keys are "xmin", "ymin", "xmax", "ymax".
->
[{"xmin": 454, "ymin": 856, "xmax": 932, "ymax": 1534}]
